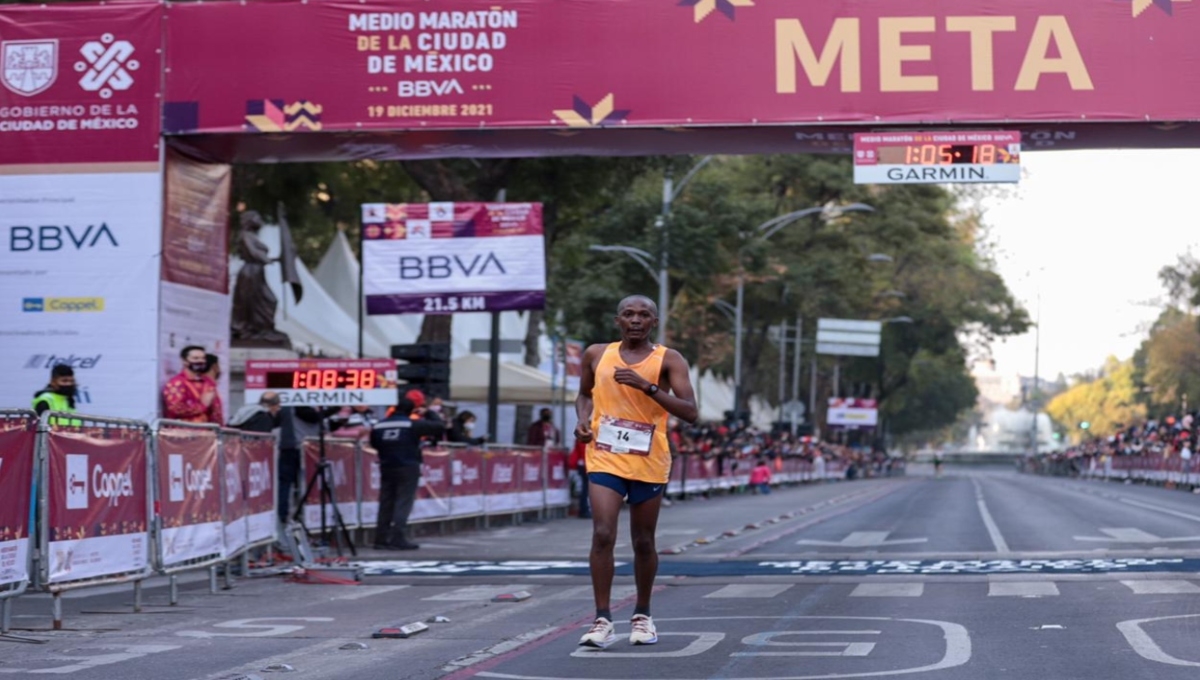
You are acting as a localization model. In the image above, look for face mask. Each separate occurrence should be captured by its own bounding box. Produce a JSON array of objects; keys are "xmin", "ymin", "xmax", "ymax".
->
[
  {"xmin": 56, "ymin": 385, "xmax": 78, "ymax": 398},
  {"xmin": 541, "ymin": 414, "xmax": 552, "ymax": 422},
  {"xmin": 464, "ymin": 421, "xmax": 475, "ymax": 431},
  {"xmin": 430, "ymin": 404, "xmax": 442, "ymax": 413},
  {"xmin": 188, "ymin": 362, "xmax": 208, "ymax": 374}
]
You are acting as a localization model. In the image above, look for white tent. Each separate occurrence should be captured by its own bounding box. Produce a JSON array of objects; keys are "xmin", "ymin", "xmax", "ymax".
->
[
  {"xmin": 314, "ymin": 229, "xmax": 420, "ymax": 352},
  {"xmin": 449, "ymin": 354, "xmax": 576, "ymax": 404}
]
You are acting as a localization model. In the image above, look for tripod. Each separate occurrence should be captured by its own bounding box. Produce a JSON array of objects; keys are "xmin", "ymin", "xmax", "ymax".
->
[{"xmin": 293, "ymin": 418, "xmax": 356, "ymax": 557}]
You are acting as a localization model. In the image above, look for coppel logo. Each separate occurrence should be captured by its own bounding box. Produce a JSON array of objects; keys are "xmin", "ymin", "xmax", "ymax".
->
[{"xmin": 23, "ymin": 297, "xmax": 104, "ymax": 313}]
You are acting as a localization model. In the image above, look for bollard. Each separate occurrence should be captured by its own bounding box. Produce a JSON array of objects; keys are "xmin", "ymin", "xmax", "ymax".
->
[
  {"xmin": 133, "ymin": 580, "xmax": 143, "ymax": 612},
  {"xmin": 169, "ymin": 574, "xmax": 179, "ymax": 606},
  {"xmin": 52, "ymin": 592, "xmax": 62, "ymax": 630},
  {"xmin": 209, "ymin": 565, "xmax": 218, "ymax": 594}
]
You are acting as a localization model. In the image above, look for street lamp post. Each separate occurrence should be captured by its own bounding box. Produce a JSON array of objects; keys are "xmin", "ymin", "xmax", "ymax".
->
[{"xmin": 731, "ymin": 202, "xmax": 875, "ymax": 414}]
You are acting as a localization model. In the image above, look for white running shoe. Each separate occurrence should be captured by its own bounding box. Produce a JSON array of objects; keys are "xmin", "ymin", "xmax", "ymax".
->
[
  {"xmin": 579, "ymin": 617, "xmax": 616, "ymax": 648},
  {"xmin": 629, "ymin": 614, "xmax": 658, "ymax": 645}
]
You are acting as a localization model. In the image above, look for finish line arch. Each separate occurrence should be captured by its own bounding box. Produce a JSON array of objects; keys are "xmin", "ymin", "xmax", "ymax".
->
[{"xmin": 2, "ymin": 0, "xmax": 1198, "ymax": 418}]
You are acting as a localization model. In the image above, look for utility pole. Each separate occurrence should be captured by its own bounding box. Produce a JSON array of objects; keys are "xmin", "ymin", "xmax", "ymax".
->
[
  {"xmin": 791, "ymin": 315, "xmax": 803, "ymax": 434},
  {"xmin": 656, "ymin": 173, "xmax": 671, "ymax": 345},
  {"xmin": 1030, "ymin": 292, "xmax": 1041, "ymax": 457}
]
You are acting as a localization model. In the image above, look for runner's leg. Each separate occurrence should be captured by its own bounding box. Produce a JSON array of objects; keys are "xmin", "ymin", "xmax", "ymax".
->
[
  {"xmin": 588, "ymin": 483, "xmax": 624, "ymax": 617},
  {"xmin": 628, "ymin": 492, "xmax": 663, "ymax": 614}
]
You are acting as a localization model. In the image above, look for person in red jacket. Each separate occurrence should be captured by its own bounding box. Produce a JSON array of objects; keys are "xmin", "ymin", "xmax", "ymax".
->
[{"xmin": 568, "ymin": 438, "xmax": 590, "ymax": 518}]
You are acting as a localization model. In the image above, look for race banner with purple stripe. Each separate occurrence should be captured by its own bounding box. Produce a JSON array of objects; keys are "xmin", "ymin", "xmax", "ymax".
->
[{"xmin": 361, "ymin": 202, "xmax": 545, "ymax": 316}]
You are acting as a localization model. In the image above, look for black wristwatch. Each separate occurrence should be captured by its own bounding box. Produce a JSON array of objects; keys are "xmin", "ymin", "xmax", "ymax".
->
[{"xmin": 644, "ymin": 384, "xmax": 660, "ymax": 396}]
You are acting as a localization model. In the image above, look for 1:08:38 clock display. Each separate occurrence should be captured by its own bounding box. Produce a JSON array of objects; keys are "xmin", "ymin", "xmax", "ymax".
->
[{"xmin": 265, "ymin": 369, "xmax": 379, "ymax": 390}]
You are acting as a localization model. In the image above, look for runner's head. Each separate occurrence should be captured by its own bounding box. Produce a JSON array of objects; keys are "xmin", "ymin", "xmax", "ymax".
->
[{"xmin": 615, "ymin": 295, "xmax": 658, "ymax": 341}]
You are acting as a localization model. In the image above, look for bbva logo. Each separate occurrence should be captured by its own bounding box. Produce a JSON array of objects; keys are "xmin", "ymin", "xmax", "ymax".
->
[{"xmin": 8, "ymin": 224, "xmax": 119, "ymax": 252}]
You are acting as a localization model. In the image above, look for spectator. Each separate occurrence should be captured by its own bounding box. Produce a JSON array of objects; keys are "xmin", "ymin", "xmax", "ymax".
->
[
  {"xmin": 163, "ymin": 345, "xmax": 223, "ymax": 424},
  {"xmin": 369, "ymin": 397, "xmax": 446, "ymax": 550},
  {"xmin": 228, "ymin": 391, "xmax": 281, "ymax": 433},
  {"xmin": 277, "ymin": 405, "xmax": 321, "ymax": 524},
  {"xmin": 447, "ymin": 410, "xmax": 486, "ymax": 445},
  {"xmin": 749, "ymin": 457, "xmax": 772, "ymax": 494},
  {"xmin": 327, "ymin": 405, "xmax": 377, "ymax": 440},
  {"xmin": 32, "ymin": 364, "xmax": 77, "ymax": 417},
  {"xmin": 526, "ymin": 407, "xmax": 560, "ymax": 449},
  {"xmin": 204, "ymin": 353, "xmax": 222, "ymax": 383}
]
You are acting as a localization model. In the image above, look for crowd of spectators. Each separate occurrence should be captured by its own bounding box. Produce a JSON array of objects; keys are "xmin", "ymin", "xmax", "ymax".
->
[{"xmin": 1026, "ymin": 412, "xmax": 1197, "ymax": 477}]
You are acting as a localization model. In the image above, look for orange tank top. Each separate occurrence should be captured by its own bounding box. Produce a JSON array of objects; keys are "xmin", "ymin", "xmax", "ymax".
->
[{"xmin": 587, "ymin": 342, "xmax": 671, "ymax": 483}]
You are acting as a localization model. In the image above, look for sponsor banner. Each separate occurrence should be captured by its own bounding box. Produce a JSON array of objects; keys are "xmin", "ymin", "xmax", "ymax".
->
[
  {"xmin": 0, "ymin": 3, "xmax": 161, "ymax": 165},
  {"xmin": 0, "ymin": 417, "xmax": 36, "ymax": 588},
  {"xmin": 46, "ymin": 429, "xmax": 149, "ymax": 584},
  {"xmin": 359, "ymin": 446, "xmax": 381, "ymax": 526},
  {"xmin": 242, "ymin": 433, "xmax": 276, "ymax": 544},
  {"xmin": 362, "ymin": 202, "xmax": 544, "ymax": 316},
  {"xmin": 220, "ymin": 432, "xmax": 248, "ymax": 555},
  {"xmin": 302, "ymin": 438, "xmax": 359, "ymax": 530},
  {"xmin": 245, "ymin": 359, "xmax": 398, "ymax": 407},
  {"xmin": 828, "ymin": 398, "xmax": 879, "ymax": 428},
  {"xmin": 412, "ymin": 449, "xmax": 451, "ymax": 521},
  {"xmin": 482, "ymin": 449, "xmax": 520, "ymax": 514},
  {"xmin": 162, "ymin": 150, "xmax": 231, "ymax": 293},
  {"xmin": 517, "ymin": 450, "xmax": 543, "ymax": 511},
  {"xmin": 0, "ymin": 171, "xmax": 161, "ymax": 420},
  {"xmin": 157, "ymin": 425, "xmax": 222, "ymax": 566},
  {"xmin": 161, "ymin": 1, "xmax": 1200, "ymax": 136},
  {"xmin": 450, "ymin": 448, "xmax": 484, "ymax": 517},
  {"xmin": 545, "ymin": 449, "xmax": 569, "ymax": 507}
]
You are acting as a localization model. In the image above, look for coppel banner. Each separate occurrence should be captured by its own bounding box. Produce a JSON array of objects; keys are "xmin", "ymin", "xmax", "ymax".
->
[
  {"xmin": 0, "ymin": 171, "xmax": 162, "ymax": 420},
  {"xmin": 361, "ymin": 202, "xmax": 544, "ymax": 315}
]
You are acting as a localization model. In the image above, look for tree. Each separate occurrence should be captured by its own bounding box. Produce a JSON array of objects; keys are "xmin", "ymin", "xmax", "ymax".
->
[{"xmin": 1045, "ymin": 357, "xmax": 1145, "ymax": 442}]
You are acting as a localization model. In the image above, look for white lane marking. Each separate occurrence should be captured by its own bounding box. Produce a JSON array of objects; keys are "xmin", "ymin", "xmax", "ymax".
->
[
  {"xmin": 443, "ymin": 626, "xmax": 558, "ymax": 671},
  {"xmin": 1119, "ymin": 497, "xmax": 1200, "ymax": 523},
  {"xmin": 330, "ymin": 585, "xmax": 410, "ymax": 601},
  {"xmin": 1121, "ymin": 580, "xmax": 1200, "ymax": 595},
  {"xmin": 988, "ymin": 582, "xmax": 1060, "ymax": 597},
  {"xmin": 479, "ymin": 615, "xmax": 972, "ymax": 679},
  {"xmin": 1117, "ymin": 614, "xmax": 1200, "ymax": 667},
  {"xmin": 176, "ymin": 617, "xmax": 334, "ymax": 638},
  {"xmin": 705, "ymin": 584, "xmax": 793, "ymax": 599},
  {"xmin": 1073, "ymin": 527, "xmax": 1200, "ymax": 543},
  {"xmin": 550, "ymin": 585, "xmax": 638, "ymax": 601},
  {"xmin": 850, "ymin": 583, "xmax": 924, "ymax": 597},
  {"xmin": 424, "ymin": 585, "xmax": 535, "ymax": 601},
  {"xmin": 972, "ymin": 477, "xmax": 1010, "ymax": 553},
  {"xmin": 797, "ymin": 531, "xmax": 928, "ymax": 548},
  {"xmin": 570, "ymin": 632, "xmax": 725, "ymax": 658},
  {"xmin": 0, "ymin": 645, "xmax": 180, "ymax": 675}
]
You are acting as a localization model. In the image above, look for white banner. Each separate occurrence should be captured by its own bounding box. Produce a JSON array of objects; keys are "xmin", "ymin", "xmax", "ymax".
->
[
  {"xmin": 159, "ymin": 281, "xmax": 232, "ymax": 415},
  {"xmin": 161, "ymin": 521, "xmax": 224, "ymax": 566},
  {"xmin": 827, "ymin": 399, "xmax": 880, "ymax": 427},
  {"xmin": 0, "ymin": 538, "xmax": 29, "ymax": 587},
  {"xmin": 48, "ymin": 533, "xmax": 149, "ymax": 584},
  {"xmin": 0, "ymin": 172, "xmax": 162, "ymax": 420},
  {"xmin": 246, "ymin": 511, "xmax": 276, "ymax": 545}
]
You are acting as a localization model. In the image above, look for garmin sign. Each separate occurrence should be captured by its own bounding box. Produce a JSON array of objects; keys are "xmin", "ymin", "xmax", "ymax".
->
[{"xmin": 361, "ymin": 201, "xmax": 545, "ymax": 315}]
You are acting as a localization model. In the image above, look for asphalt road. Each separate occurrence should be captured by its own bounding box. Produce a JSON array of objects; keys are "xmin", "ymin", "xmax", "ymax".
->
[{"xmin": 5, "ymin": 466, "xmax": 1200, "ymax": 679}]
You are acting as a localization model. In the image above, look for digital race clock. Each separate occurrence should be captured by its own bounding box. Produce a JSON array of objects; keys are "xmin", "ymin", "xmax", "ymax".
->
[
  {"xmin": 853, "ymin": 130, "xmax": 1021, "ymax": 185},
  {"xmin": 244, "ymin": 359, "xmax": 399, "ymax": 406}
]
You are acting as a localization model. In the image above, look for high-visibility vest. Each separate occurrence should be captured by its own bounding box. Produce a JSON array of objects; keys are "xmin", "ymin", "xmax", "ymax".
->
[{"xmin": 33, "ymin": 391, "xmax": 81, "ymax": 426}]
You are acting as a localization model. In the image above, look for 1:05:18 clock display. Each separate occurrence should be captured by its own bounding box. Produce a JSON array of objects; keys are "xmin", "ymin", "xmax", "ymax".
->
[
  {"xmin": 877, "ymin": 144, "xmax": 1011, "ymax": 166},
  {"xmin": 265, "ymin": 369, "xmax": 380, "ymax": 390}
]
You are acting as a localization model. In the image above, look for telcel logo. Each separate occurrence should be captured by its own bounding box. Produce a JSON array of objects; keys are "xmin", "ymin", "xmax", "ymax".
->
[
  {"xmin": 23, "ymin": 297, "xmax": 105, "ymax": 313},
  {"xmin": 26, "ymin": 354, "xmax": 102, "ymax": 370}
]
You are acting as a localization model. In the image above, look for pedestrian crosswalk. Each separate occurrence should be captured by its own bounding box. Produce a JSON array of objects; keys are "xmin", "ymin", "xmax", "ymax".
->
[{"xmin": 414, "ymin": 579, "xmax": 1200, "ymax": 601}]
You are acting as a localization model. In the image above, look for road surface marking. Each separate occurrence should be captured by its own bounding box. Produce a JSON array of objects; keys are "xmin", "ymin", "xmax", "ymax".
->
[
  {"xmin": 988, "ymin": 582, "xmax": 1059, "ymax": 597},
  {"xmin": 1121, "ymin": 580, "xmax": 1200, "ymax": 595},
  {"xmin": 570, "ymin": 632, "xmax": 725, "ymax": 658},
  {"xmin": 550, "ymin": 585, "xmax": 637, "ymax": 601},
  {"xmin": 330, "ymin": 585, "xmax": 410, "ymax": 601},
  {"xmin": 1119, "ymin": 497, "xmax": 1200, "ymax": 523},
  {"xmin": 705, "ymin": 584, "xmax": 793, "ymax": 598},
  {"xmin": 850, "ymin": 583, "xmax": 924, "ymax": 597},
  {"xmin": 797, "ymin": 531, "xmax": 928, "ymax": 548},
  {"xmin": 1073, "ymin": 527, "xmax": 1200, "ymax": 543},
  {"xmin": 0, "ymin": 645, "xmax": 180, "ymax": 675},
  {"xmin": 1117, "ymin": 614, "xmax": 1200, "ymax": 668},
  {"xmin": 424, "ymin": 585, "xmax": 535, "ymax": 601},
  {"xmin": 972, "ymin": 477, "xmax": 1010, "ymax": 553},
  {"xmin": 176, "ymin": 617, "xmax": 334, "ymax": 638},
  {"xmin": 444, "ymin": 627, "xmax": 559, "ymax": 671},
  {"xmin": 734, "ymin": 631, "xmax": 879, "ymax": 657}
]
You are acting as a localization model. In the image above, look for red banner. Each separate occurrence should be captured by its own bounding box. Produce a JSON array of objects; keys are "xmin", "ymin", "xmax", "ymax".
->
[
  {"xmin": 483, "ymin": 450, "xmax": 519, "ymax": 513},
  {"xmin": 162, "ymin": 150, "xmax": 231, "ymax": 293},
  {"xmin": 517, "ymin": 450, "xmax": 543, "ymax": 511},
  {"xmin": 450, "ymin": 447, "xmax": 484, "ymax": 517},
  {"xmin": 157, "ymin": 425, "xmax": 222, "ymax": 565},
  {"xmin": 0, "ymin": 2, "xmax": 162, "ymax": 166},
  {"xmin": 413, "ymin": 448, "xmax": 451, "ymax": 520},
  {"xmin": 162, "ymin": 0, "xmax": 1200, "ymax": 136},
  {"xmin": 545, "ymin": 449, "xmax": 569, "ymax": 507},
  {"xmin": 46, "ymin": 428, "xmax": 148, "ymax": 584},
  {"xmin": 0, "ymin": 416, "xmax": 37, "ymax": 588},
  {"xmin": 302, "ymin": 438, "xmax": 359, "ymax": 529},
  {"xmin": 220, "ymin": 431, "xmax": 248, "ymax": 554},
  {"xmin": 242, "ymin": 432, "xmax": 276, "ymax": 544}
]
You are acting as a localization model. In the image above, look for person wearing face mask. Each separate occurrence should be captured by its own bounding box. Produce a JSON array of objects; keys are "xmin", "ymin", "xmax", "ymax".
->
[
  {"xmin": 162, "ymin": 345, "xmax": 224, "ymax": 424},
  {"xmin": 448, "ymin": 410, "xmax": 486, "ymax": 446},
  {"xmin": 33, "ymin": 364, "xmax": 78, "ymax": 416},
  {"xmin": 526, "ymin": 407, "xmax": 561, "ymax": 449}
]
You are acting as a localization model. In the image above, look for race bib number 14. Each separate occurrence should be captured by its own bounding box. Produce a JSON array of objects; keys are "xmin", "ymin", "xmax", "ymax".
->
[{"xmin": 595, "ymin": 416, "xmax": 655, "ymax": 455}]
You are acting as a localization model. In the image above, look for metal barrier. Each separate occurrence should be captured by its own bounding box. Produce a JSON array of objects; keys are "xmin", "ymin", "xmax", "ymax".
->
[
  {"xmin": 0, "ymin": 410, "xmax": 37, "ymax": 635},
  {"xmin": 218, "ymin": 429, "xmax": 279, "ymax": 589},
  {"xmin": 38, "ymin": 411, "xmax": 155, "ymax": 629}
]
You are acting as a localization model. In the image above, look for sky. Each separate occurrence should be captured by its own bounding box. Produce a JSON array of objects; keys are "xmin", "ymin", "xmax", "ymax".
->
[{"xmin": 981, "ymin": 149, "xmax": 1200, "ymax": 381}]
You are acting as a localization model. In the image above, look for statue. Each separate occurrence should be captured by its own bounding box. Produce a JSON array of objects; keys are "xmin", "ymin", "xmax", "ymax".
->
[{"xmin": 231, "ymin": 203, "xmax": 303, "ymax": 346}]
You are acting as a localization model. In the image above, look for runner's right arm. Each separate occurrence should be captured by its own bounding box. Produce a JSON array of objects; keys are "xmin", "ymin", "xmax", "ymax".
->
[{"xmin": 574, "ymin": 344, "xmax": 604, "ymax": 443}]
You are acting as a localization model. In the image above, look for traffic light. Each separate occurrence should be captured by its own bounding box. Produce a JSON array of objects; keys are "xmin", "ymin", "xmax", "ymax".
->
[
  {"xmin": 1079, "ymin": 421, "xmax": 1090, "ymax": 430},
  {"xmin": 391, "ymin": 343, "xmax": 451, "ymax": 400}
]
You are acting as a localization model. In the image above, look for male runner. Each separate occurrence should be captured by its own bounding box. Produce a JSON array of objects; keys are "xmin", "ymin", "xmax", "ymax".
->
[{"xmin": 575, "ymin": 295, "xmax": 698, "ymax": 648}]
